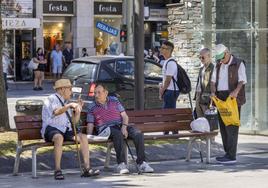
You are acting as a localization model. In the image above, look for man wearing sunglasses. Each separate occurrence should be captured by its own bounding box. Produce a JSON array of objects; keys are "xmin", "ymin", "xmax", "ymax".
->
[
  {"xmin": 211, "ymin": 44, "xmax": 247, "ymax": 164},
  {"xmin": 159, "ymin": 41, "xmax": 179, "ymax": 135},
  {"xmin": 194, "ymin": 48, "xmax": 214, "ymax": 117}
]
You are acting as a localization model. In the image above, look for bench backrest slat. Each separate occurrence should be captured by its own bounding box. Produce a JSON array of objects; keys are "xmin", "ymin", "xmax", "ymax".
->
[
  {"xmin": 14, "ymin": 115, "xmax": 43, "ymax": 140},
  {"xmin": 127, "ymin": 108, "xmax": 192, "ymax": 117},
  {"xmin": 128, "ymin": 108, "xmax": 193, "ymax": 133},
  {"xmin": 14, "ymin": 108, "xmax": 193, "ymax": 141},
  {"xmin": 132, "ymin": 121, "xmax": 191, "ymax": 133},
  {"xmin": 129, "ymin": 114, "xmax": 193, "ymax": 123},
  {"xmin": 18, "ymin": 129, "xmax": 43, "ymax": 141}
]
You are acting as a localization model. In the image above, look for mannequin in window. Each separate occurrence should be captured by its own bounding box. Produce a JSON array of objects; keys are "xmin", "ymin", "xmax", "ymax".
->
[
  {"xmin": 81, "ymin": 48, "xmax": 89, "ymax": 57},
  {"xmin": 109, "ymin": 36, "xmax": 119, "ymax": 55},
  {"xmin": 95, "ymin": 32, "xmax": 104, "ymax": 55}
]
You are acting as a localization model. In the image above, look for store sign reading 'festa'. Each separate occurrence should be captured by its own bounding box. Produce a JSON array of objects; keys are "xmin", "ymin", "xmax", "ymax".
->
[
  {"xmin": 43, "ymin": 1, "xmax": 74, "ymax": 15},
  {"xmin": 94, "ymin": 2, "xmax": 122, "ymax": 15},
  {"xmin": 96, "ymin": 21, "xmax": 119, "ymax": 36}
]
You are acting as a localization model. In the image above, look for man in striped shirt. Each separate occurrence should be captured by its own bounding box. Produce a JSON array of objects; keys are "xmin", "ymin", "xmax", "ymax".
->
[{"xmin": 87, "ymin": 83, "xmax": 154, "ymax": 174}]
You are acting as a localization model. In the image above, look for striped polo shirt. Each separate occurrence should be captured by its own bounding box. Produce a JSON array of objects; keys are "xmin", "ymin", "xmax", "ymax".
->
[{"xmin": 87, "ymin": 96, "xmax": 125, "ymax": 133}]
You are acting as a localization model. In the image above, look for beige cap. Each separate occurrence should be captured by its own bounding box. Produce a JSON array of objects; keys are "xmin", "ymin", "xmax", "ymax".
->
[{"xmin": 53, "ymin": 79, "xmax": 72, "ymax": 89}]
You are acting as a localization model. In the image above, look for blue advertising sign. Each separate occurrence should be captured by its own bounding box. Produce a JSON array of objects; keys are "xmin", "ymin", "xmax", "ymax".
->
[{"xmin": 96, "ymin": 21, "xmax": 119, "ymax": 36}]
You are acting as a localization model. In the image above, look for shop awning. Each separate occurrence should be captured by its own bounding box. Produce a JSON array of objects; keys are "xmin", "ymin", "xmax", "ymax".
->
[{"xmin": 2, "ymin": 18, "xmax": 41, "ymax": 30}]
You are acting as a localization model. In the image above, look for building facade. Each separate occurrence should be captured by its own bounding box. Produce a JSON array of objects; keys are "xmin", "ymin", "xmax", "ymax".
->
[
  {"xmin": 167, "ymin": 0, "xmax": 268, "ymax": 135},
  {"xmin": 1, "ymin": 0, "xmax": 40, "ymax": 81}
]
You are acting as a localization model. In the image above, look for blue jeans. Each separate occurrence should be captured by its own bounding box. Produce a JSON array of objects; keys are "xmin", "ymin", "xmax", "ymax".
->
[
  {"xmin": 163, "ymin": 90, "xmax": 180, "ymax": 134},
  {"xmin": 163, "ymin": 90, "xmax": 180, "ymax": 109}
]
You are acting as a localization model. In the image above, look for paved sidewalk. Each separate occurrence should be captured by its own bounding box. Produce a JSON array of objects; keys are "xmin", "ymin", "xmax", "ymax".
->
[{"xmin": 0, "ymin": 135, "xmax": 267, "ymax": 188}]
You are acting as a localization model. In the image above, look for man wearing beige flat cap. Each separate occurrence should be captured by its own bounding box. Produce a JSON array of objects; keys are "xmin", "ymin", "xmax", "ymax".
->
[
  {"xmin": 41, "ymin": 79, "xmax": 99, "ymax": 180},
  {"xmin": 211, "ymin": 44, "xmax": 247, "ymax": 164}
]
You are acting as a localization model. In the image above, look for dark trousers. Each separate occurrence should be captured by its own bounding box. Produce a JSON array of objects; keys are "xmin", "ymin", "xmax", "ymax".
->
[
  {"xmin": 216, "ymin": 91, "xmax": 241, "ymax": 160},
  {"xmin": 163, "ymin": 90, "xmax": 180, "ymax": 109},
  {"xmin": 109, "ymin": 125, "xmax": 145, "ymax": 165},
  {"xmin": 4, "ymin": 73, "xmax": 8, "ymax": 90}
]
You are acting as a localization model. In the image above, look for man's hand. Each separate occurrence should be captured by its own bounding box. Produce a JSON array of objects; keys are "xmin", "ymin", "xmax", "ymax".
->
[
  {"xmin": 229, "ymin": 90, "xmax": 238, "ymax": 98},
  {"xmin": 210, "ymin": 92, "xmax": 216, "ymax": 98},
  {"xmin": 67, "ymin": 102, "xmax": 81, "ymax": 113},
  {"xmin": 121, "ymin": 125, "xmax": 128, "ymax": 138}
]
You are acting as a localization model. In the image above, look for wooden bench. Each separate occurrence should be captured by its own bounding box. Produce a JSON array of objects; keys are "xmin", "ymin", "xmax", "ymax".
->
[{"xmin": 13, "ymin": 108, "xmax": 218, "ymax": 178}]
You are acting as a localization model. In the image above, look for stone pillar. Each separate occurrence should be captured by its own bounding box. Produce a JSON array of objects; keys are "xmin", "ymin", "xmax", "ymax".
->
[
  {"xmin": 72, "ymin": 0, "xmax": 95, "ymax": 58},
  {"xmin": 167, "ymin": 1, "xmax": 216, "ymax": 103},
  {"xmin": 35, "ymin": 0, "xmax": 44, "ymax": 49}
]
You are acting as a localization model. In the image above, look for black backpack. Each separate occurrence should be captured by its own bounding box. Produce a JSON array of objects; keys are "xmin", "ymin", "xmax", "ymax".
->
[{"xmin": 165, "ymin": 59, "xmax": 191, "ymax": 94}]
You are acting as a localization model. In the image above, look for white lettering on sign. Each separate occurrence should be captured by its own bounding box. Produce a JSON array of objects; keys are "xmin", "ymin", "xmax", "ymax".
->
[
  {"xmin": 99, "ymin": 4, "xmax": 117, "ymax": 13},
  {"xmin": 2, "ymin": 18, "xmax": 41, "ymax": 30},
  {"xmin": 4, "ymin": 19, "xmax": 26, "ymax": 28},
  {"xmin": 146, "ymin": 9, "xmax": 168, "ymax": 21},
  {"xmin": 49, "ymin": 3, "xmax": 68, "ymax": 12}
]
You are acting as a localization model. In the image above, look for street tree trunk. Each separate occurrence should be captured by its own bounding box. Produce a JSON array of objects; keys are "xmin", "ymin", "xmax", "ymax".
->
[{"xmin": 0, "ymin": 1, "xmax": 11, "ymax": 132}]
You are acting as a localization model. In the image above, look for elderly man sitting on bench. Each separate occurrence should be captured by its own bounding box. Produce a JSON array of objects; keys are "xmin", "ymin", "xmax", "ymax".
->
[{"xmin": 86, "ymin": 83, "xmax": 154, "ymax": 174}]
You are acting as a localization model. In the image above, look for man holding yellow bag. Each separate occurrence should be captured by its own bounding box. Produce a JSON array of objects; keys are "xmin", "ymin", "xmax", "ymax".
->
[{"xmin": 211, "ymin": 44, "xmax": 247, "ymax": 164}]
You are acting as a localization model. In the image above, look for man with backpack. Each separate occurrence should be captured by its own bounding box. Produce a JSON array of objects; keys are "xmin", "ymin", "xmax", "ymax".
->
[{"xmin": 159, "ymin": 41, "xmax": 180, "ymax": 135}]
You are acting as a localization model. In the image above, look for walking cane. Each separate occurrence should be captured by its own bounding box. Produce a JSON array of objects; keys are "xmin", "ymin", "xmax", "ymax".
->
[{"xmin": 72, "ymin": 110, "xmax": 83, "ymax": 174}]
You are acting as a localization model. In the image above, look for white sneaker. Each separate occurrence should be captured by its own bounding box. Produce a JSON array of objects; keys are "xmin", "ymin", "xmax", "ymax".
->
[
  {"xmin": 117, "ymin": 162, "xmax": 129, "ymax": 174},
  {"xmin": 138, "ymin": 161, "xmax": 154, "ymax": 173}
]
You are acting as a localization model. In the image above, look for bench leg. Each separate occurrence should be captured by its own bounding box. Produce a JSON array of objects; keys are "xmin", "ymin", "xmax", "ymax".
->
[
  {"xmin": 186, "ymin": 137, "xmax": 196, "ymax": 162},
  {"xmin": 206, "ymin": 137, "xmax": 211, "ymax": 164},
  {"xmin": 32, "ymin": 146, "xmax": 38, "ymax": 178},
  {"xmin": 13, "ymin": 141, "xmax": 22, "ymax": 176},
  {"xmin": 104, "ymin": 143, "xmax": 113, "ymax": 168}
]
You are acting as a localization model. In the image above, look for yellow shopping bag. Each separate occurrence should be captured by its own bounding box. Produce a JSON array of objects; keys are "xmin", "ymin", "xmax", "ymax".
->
[{"xmin": 211, "ymin": 96, "xmax": 240, "ymax": 126}]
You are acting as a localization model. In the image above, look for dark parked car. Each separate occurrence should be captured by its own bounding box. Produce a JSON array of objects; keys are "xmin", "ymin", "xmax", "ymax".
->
[{"xmin": 62, "ymin": 55, "xmax": 163, "ymax": 110}]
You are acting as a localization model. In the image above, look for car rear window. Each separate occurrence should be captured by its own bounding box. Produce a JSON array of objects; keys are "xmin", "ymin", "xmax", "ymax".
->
[{"xmin": 63, "ymin": 61, "xmax": 97, "ymax": 79}]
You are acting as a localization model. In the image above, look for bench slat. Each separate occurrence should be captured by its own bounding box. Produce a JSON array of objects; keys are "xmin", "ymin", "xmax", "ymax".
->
[
  {"xmin": 132, "ymin": 121, "xmax": 191, "ymax": 133},
  {"xmin": 16, "ymin": 122, "xmax": 42, "ymax": 130},
  {"xmin": 126, "ymin": 108, "xmax": 192, "ymax": 117},
  {"xmin": 18, "ymin": 129, "xmax": 43, "ymax": 140},
  {"xmin": 129, "ymin": 114, "xmax": 193, "ymax": 123},
  {"xmin": 143, "ymin": 131, "xmax": 218, "ymax": 140},
  {"xmin": 14, "ymin": 115, "xmax": 42, "ymax": 123}
]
